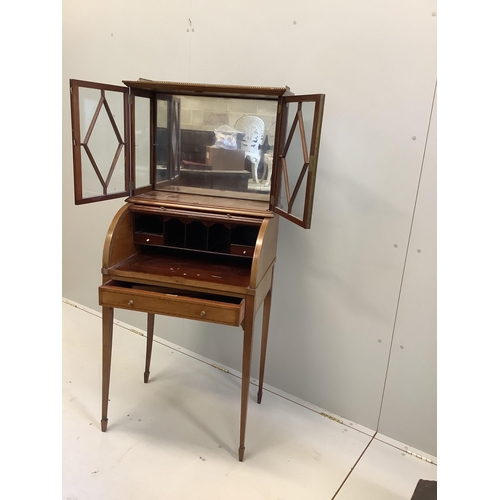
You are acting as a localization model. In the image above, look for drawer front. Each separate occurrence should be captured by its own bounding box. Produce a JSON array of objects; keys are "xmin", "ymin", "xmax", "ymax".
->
[
  {"xmin": 99, "ymin": 282, "xmax": 245, "ymax": 327},
  {"xmin": 230, "ymin": 244, "xmax": 254, "ymax": 257}
]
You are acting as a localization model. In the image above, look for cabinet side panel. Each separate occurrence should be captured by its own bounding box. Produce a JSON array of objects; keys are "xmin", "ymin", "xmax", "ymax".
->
[
  {"xmin": 250, "ymin": 215, "xmax": 279, "ymax": 289},
  {"xmin": 102, "ymin": 204, "xmax": 138, "ymax": 271}
]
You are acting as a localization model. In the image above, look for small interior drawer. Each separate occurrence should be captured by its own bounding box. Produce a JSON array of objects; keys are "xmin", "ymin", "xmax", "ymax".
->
[
  {"xmin": 134, "ymin": 233, "xmax": 164, "ymax": 246},
  {"xmin": 99, "ymin": 281, "xmax": 245, "ymax": 327},
  {"xmin": 230, "ymin": 244, "xmax": 254, "ymax": 257}
]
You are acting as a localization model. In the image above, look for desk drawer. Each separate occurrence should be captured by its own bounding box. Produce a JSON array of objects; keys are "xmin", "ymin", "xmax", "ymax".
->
[
  {"xmin": 134, "ymin": 233, "xmax": 164, "ymax": 246},
  {"xmin": 230, "ymin": 244, "xmax": 254, "ymax": 257},
  {"xmin": 99, "ymin": 281, "xmax": 245, "ymax": 327}
]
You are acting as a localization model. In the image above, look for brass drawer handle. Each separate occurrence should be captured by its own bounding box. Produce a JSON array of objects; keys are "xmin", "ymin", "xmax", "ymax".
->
[
  {"xmin": 200, "ymin": 310, "xmax": 206, "ymax": 317},
  {"xmin": 128, "ymin": 300, "xmax": 134, "ymax": 306}
]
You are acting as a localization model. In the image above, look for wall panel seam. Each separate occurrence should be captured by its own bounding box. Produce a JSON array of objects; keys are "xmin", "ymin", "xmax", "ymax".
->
[{"xmin": 375, "ymin": 81, "xmax": 437, "ymax": 431}]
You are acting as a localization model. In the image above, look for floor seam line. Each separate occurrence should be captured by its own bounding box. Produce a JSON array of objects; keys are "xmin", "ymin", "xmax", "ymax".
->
[{"xmin": 331, "ymin": 434, "xmax": 376, "ymax": 500}]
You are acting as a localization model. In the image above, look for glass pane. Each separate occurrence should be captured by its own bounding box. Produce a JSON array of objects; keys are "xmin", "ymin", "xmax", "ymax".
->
[
  {"xmin": 277, "ymin": 161, "xmax": 287, "ymax": 212},
  {"xmin": 107, "ymin": 147, "xmax": 126, "ymax": 194},
  {"xmin": 291, "ymin": 172, "xmax": 306, "ymax": 219},
  {"xmin": 155, "ymin": 95, "xmax": 277, "ymax": 202},
  {"xmin": 78, "ymin": 87, "xmax": 126, "ymax": 198},
  {"xmin": 135, "ymin": 96, "xmax": 151, "ymax": 189},
  {"xmin": 79, "ymin": 87, "xmax": 100, "ymax": 138},
  {"xmin": 277, "ymin": 100, "xmax": 316, "ymax": 219},
  {"xmin": 105, "ymin": 90, "xmax": 125, "ymax": 138},
  {"xmin": 81, "ymin": 152, "xmax": 104, "ymax": 199}
]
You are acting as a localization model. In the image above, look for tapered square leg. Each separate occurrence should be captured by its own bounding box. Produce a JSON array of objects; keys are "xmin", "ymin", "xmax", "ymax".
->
[
  {"xmin": 257, "ymin": 288, "xmax": 272, "ymax": 404},
  {"xmin": 101, "ymin": 306, "xmax": 114, "ymax": 432},
  {"xmin": 144, "ymin": 313, "xmax": 155, "ymax": 383},
  {"xmin": 239, "ymin": 296, "xmax": 255, "ymax": 462}
]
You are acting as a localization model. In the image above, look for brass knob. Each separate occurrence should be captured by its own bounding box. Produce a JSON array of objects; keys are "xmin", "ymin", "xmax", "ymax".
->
[
  {"xmin": 128, "ymin": 300, "xmax": 134, "ymax": 306},
  {"xmin": 200, "ymin": 310, "xmax": 206, "ymax": 317}
]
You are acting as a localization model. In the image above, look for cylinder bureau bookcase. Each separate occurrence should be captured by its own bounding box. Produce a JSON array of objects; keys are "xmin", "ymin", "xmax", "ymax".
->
[{"xmin": 69, "ymin": 79, "xmax": 325, "ymax": 461}]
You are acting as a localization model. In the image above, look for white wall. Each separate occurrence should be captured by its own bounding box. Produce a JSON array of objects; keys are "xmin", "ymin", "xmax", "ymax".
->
[
  {"xmin": 377, "ymin": 88, "xmax": 436, "ymax": 453},
  {"xmin": 62, "ymin": 0, "xmax": 437, "ymax": 455}
]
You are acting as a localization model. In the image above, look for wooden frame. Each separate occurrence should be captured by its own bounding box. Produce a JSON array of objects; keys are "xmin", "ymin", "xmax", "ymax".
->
[
  {"xmin": 70, "ymin": 80, "xmax": 130, "ymax": 204},
  {"xmin": 99, "ymin": 203, "xmax": 279, "ymax": 461},
  {"xmin": 70, "ymin": 79, "xmax": 325, "ymax": 228},
  {"xmin": 272, "ymin": 94, "xmax": 325, "ymax": 229}
]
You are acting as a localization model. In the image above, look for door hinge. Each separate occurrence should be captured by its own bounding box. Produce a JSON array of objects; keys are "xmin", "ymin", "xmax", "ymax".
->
[{"xmin": 129, "ymin": 181, "xmax": 134, "ymax": 191}]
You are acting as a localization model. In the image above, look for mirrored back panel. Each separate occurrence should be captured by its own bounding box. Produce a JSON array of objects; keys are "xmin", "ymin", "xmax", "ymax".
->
[{"xmin": 154, "ymin": 95, "xmax": 278, "ymax": 202}]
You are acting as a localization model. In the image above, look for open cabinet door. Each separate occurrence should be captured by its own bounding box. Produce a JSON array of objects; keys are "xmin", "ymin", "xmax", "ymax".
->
[
  {"xmin": 70, "ymin": 80, "xmax": 130, "ymax": 204},
  {"xmin": 272, "ymin": 94, "xmax": 325, "ymax": 228}
]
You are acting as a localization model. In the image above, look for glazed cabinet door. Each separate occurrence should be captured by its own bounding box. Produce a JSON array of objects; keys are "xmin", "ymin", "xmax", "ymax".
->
[
  {"xmin": 272, "ymin": 94, "xmax": 325, "ymax": 229},
  {"xmin": 70, "ymin": 80, "xmax": 131, "ymax": 204}
]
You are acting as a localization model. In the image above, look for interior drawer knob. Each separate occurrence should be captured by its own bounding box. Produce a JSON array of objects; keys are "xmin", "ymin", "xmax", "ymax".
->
[
  {"xmin": 128, "ymin": 300, "xmax": 134, "ymax": 306},
  {"xmin": 200, "ymin": 310, "xmax": 206, "ymax": 317}
]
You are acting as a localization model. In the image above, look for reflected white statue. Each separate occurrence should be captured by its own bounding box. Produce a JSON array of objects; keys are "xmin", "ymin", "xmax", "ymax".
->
[{"xmin": 234, "ymin": 115, "xmax": 265, "ymax": 184}]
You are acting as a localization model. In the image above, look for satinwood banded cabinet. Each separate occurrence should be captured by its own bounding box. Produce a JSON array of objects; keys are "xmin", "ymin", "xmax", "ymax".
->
[{"xmin": 69, "ymin": 78, "xmax": 325, "ymax": 461}]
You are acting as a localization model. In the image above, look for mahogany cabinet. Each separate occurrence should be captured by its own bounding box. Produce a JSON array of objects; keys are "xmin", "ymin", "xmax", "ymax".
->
[{"xmin": 69, "ymin": 78, "xmax": 325, "ymax": 460}]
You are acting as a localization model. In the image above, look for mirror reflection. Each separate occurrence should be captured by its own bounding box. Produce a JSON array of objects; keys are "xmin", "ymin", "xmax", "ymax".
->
[{"xmin": 154, "ymin": 95, "xmax": 277, "ymax": 201}]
